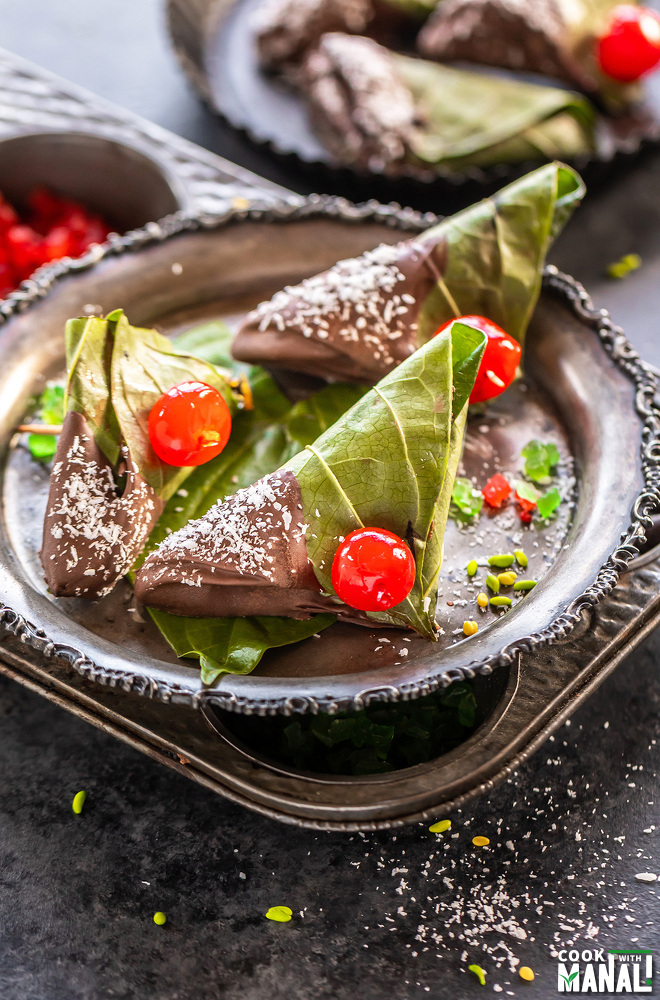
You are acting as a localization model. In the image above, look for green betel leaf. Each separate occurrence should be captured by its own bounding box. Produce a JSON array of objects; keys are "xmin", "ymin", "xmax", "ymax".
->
[
  {"xmin": 287, "ymin": 320, "xmax": 486, "ymax": 638},
  {"xmin": 416, "ymin": 162, "xmax": 585, "ymax": 350},
  {"xmin": 152, "ymin": 609, "xmax": 335, "ymax": 687},
  {"xmin": 232, "ymin": 165, "xmax": 584, "ymax": 387},
  {"xmin": 170, "ymin": 319, "xmax": 236, "ymax": 370},
  {"xmin": 394, "ymin": 57, "xmax": 596, "ymax": 175},
  {"xmin": 39, "ymin": 385, "xmax": 65, "ymax": 425},
  {"xmin": 135, "ymin": 359, "xmax": 365, "ymax": 680},
  {"xmin": 110, "ymin": 311, "xmax": 237, "ymax": 501},
  {"xmin": 65, "ymin": 315, "xmax": 122, "ymax": 466},
  {"xmin": 286, "ymin": 383, "xmax": 369, "ymax": 447}
]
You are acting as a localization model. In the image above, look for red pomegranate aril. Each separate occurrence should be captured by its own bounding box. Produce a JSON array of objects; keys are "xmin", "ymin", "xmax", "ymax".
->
[
  {"xmin": 43, "ymin": 226, "xmax": 74, "ymax": 261},
  {"xmin": 597, "ymin": 5, "xmax": 660, "ymax": 82},
  {"xmin": 482, "ymin": 473, "xmax": 512, "ymax": 509},
  {"xmin": 331, "ymin": 527, "xmax": 416, "ymax": 612},
  {"xmin": 79, "ymin": 218, "xmax": 111, "ymax": 249},
  {"xmin": 148, "ymin": 381, "xmax": 232, "ymax": 467},
  {"xmin": 0, "ymin": 199, "xmax": 18, "ymax": 232},
  {"xmin": 28, "ymin": 186, "xmax": 63, "ymax": 221},
  {"xmin": 5, "ymin": 225, "xmax": 42, "ymax": 274},
  {"xmin": 434, "ymin": 315, "xmax": 521, "ymax": 404},
  {"xmin": 0, "ymin": 262, "xmax": 15, "ymax": 295}
]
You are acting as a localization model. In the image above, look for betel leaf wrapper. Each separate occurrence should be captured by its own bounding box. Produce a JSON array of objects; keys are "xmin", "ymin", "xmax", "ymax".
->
[
  {"xmin": 133, "ymin": 324, "xmax": 367, "ymax": 684},
  {"xmin": 393, "ymin": 55, "xmax": 596, "ymax": 174},
  {"xmin": 417, "ymin": 0, "xmax": 640, "ymax": 111},
  {"xmin": 293, "ymin": 32, "xmax": 595, "ymax": 174},
  {"xmin": 232, "ymin": 162, "xmax": 584, "ymax": 384},
  {"xmin": 41, "ymin": 310, "xmax": 242, "ymax": 600},
  {"xmin": 135, "ymin": 320, "xmax": 486, "ymax": 641}
]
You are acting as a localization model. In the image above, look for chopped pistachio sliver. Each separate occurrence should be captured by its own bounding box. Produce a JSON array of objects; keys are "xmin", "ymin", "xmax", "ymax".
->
[
  {"xmin": 607, "ymin": 252, "xmax": 641, "ymax": 280},
  {"xmin": 72, "ymin": 790, "xmax": 86, "ymax": 815},
  {"xmin": 429, "ymin": 819, "xmax": 451, "ymax": 833},
  {"xmin": 488, "ymin": 553, "xmax": 515, "ymax": 568},
  {"xmin": 486, "ymin": 574, "xmax": 500, "ymax": 594},
  {"xmin": 514, "ymin": 579, "xmax": 537, "ymax": 592},
  {"xmin": 466, "ymin": 559, "xmax": 478, "ymax": 577},
  {"xmin": 469, "ymin": 964, "xmax": 487, "ymax": 985},
  {"xmin": 514, "ymin": 548, "xmax": 528, "ymax": 567},
  {"xmin": 490, "ymin": 596, "xmax": 513, "ymax": 607},
  {"xmin": 498, "ymin": 571, "xmax": 517, "ymax": 586},
  {"xmin": 266, "ymin": 906, "xmax": 293, "ymax": 923}
]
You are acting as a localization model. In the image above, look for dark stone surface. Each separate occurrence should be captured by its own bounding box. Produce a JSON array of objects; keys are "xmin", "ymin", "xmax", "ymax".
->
[
  {"xmin": 2, "ymin": 634, "xmax": 660, "ymax": 1000},
  {"xmin": 1, "ymin": 2, "xmax": 660, "ymax": 998}
]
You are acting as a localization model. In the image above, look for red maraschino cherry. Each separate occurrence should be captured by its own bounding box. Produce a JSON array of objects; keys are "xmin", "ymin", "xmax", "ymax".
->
[
  {"xmin": 435, "ymin": 315, "xmax": 521, "ymax": 404},
  {"xmin": 148, "ymin": 380, "xmax": 232, "ymax": 467},
  {"xmin": 331, "ymin": 527, "xmax": 416, "ymax": 612},
  {"xmin": 597, "ymin": 5, "xmax": 660, "ymax": 82}
]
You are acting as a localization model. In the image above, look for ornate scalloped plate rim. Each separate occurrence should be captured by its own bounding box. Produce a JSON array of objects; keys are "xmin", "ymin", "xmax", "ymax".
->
[
  {"xmin": 165, "ymin": 0, "xmax": 660, "ymax": 190},
  {"xmin": 0, "ymin": 199, "xmax": 658, "ymax": 717}
]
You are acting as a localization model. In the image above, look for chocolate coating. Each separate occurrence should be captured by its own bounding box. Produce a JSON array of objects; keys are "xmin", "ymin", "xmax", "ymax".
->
[
  {"xmin": 255, "ymin": 0, "xmax": 374, "ymax": 72},
  {"xmin": 135, "ymin": 470, "xmax": 380, "ymax": 625},
  {"xmin": 418, "ymin": 0, "xmax": 598, "ymax": 94},
  {"xmin": 298, "ymin": 33, "xmax": 418, "ymax": 169},
  {"xmin": 232, "ymin": 235, "xmax": 447, "ymax": 384},
  {"xmin": 41, "ymin": 411, "xmax": 164, "ymax": 599}
]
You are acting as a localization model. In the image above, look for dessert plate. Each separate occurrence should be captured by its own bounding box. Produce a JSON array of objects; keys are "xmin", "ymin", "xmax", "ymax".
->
[
  {"xmin": 0, "ymin": 199, "xmax": 657, "ymax": 716},
  {"xmin": 167, "ymin": 0, "xmax": 660, "ymax": 193}
]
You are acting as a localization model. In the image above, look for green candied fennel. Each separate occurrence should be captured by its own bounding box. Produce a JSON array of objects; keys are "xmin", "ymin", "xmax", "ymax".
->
[
  {"xmin": 394, "ymin": 57, "xmax": 596, "ymax": 175},
  {"xmin": 286, "ymin": 320, "xmax": 486, "ymax": 638},
  {"xmin": 414, "ymin": 162, "xmax": 585, "ymax": 349}
]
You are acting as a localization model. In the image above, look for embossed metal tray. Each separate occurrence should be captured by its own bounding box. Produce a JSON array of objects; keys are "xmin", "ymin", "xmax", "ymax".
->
[
  {"xmin": 167, "ymin": 0, "xmax": 660, "ymax": 194},
  {"xmin": 0, "ymin": 45, "xmax": 660, "ymax": 828},
  {"xmin": 0, "ymin": 200, "xmax": 657, "ymax": 719},
  {"xmin": 0, "ymin": 45, "xmax": 295, "ymax": 225},
  {"xmin": 2, "ymin": 550, "xmax": 660, "ymax": 829}
]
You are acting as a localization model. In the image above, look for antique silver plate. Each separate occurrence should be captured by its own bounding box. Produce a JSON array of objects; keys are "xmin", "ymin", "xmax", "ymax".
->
[{"xmin": 0, "ymin": 200, "xmax": 657, "ymax": 718}]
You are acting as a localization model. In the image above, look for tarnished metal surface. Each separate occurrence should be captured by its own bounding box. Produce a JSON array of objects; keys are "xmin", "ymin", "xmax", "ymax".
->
[
  {"xmin": 1, "ymin": 554, "xmax": 659, "ymax": 829},
  {"xmin": 0, "ymin": 203, "xmax": 657, "ymax": 720}
]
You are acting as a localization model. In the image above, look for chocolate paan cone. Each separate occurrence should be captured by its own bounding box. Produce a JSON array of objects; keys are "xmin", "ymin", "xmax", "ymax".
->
[
  {"xmin": 41, "ymin": 411, "xmax": 164, "ymax": 599},
  {"xmin": 232, "ymin": 163, "xmax": 584, "ymax": 386},
  {"xmin": 232, "ymin": 239, "xmax": 445, "ymax": 384},
  {"xmin": 134, "ymin": 469, "xmax": 351, "ymax": 620},
  {"xmin": 136, "ymin": 319, "xmax": 487, "ymax": 639},
  {"xmin": 417, "ymin": 0, "xmax": 637, "ymax": 107}
]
